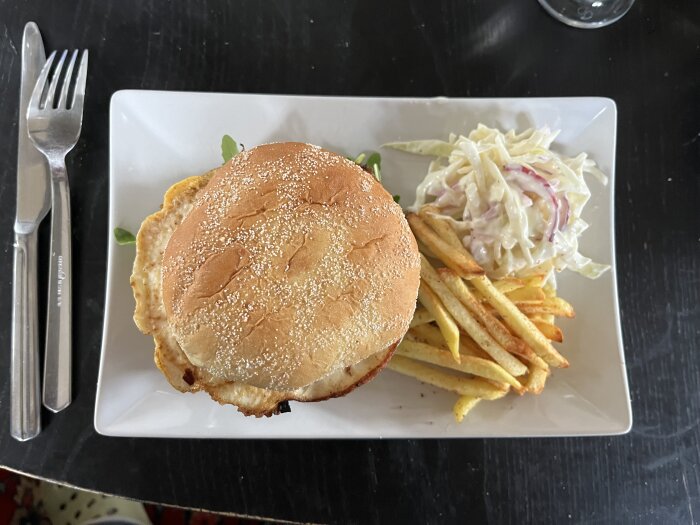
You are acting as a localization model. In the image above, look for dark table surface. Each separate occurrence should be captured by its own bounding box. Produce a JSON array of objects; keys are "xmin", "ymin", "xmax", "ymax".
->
[{"xmin": 1, "ymin": 1, "xmax": 699, "ymax": 523}]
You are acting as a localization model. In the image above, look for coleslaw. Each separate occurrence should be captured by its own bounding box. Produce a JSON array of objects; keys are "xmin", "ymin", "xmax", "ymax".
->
[{"xmin": 385, "ymin": 124, "xmax": 610, "ymax": 282}]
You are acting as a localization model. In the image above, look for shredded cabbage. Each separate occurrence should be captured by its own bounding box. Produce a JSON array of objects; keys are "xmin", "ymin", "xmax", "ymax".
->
[{"xmin": 385, "ymin": 124, "xmax": 610, "ymax": 282}]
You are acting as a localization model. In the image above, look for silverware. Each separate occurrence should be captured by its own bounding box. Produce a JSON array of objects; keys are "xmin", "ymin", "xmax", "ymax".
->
[
  {"xmin": 11, "ymin": 22, "xmax": 48, "ymax": 442},
  {"xmin": 26, "ymin": 48, "xmax": 88, "ymax": 413}
]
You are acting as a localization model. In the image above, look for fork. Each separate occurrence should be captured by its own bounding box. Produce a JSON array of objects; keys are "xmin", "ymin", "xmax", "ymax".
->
[{"xmin": 27, "ymin": 49, "xmax": 88, "ymax": 413}]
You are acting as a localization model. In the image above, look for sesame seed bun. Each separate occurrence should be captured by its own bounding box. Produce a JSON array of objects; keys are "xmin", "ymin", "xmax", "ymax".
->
[{"xmin": 131, "ymin": 142, "xmax": 420, "ymax": 416}]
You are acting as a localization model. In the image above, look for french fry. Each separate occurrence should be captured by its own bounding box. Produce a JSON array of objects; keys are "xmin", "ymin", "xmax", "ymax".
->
[
  {"xmin": 418, "ymin": 206, "xmax": 465, "ymax": 246},
  {"xmin": 518, "ymin": 297, "xmax": 575, "ymax": 318},
  {"xmin": 396, "ymin": 340, "xmax": 524, "ymax": 392},
  {"xmin": 409, "ymin": 324, "xmax": 450, "ymax": 349},
  {"xmin": 493, "ymin": 278, "xmax": 525, "ymax": 295},
  {"xmin": 407, "ymin": 213, "xmax": 484, "ymax": 277},
  {"xmin": 420, "ymin": 255, "xmax": 528, "ymax": 377},
  {"xmin": 453, "ymin": 396, "xmax": 480, "ymax": 422},
  {"xmin": 525, "ymin": 365, "xmax": 549, "ymax": 394},
  {"xmin": 416, "ymin": 239, "xmax": 439, "ymax": 260},
  {"xmin": 524, "ymin": 274, "xmax": 547, "ymax": 288},
  {"xmin": 506, "ymin": 286, "xmax": 547, "ymax": 303},
  {"xmin": 387, "ymin": 355, "xmax": 509, "ymax": 400},
  {"xmin": 532, "ymin": 321, "xmax": 564, "ymax": 343},
  {"xmin": 527, "ymin": 314, "xmax": 554, "ymax": 324},
  {"xmin": 470, "ymin": 275, "xmax": 569, "ymax": 368},
  {"xmin": 410, "ymin": 306, "xmax": 435, "ymax": 328},
  {"xmin": 418, "ymin": 282, "xmax": 460, "ymax": 362},
  {"xmin": 456, "ymin": 312, "xmax": 548, "ymax": 368},
  {"xmin": 459, "ymin": 333, "xmax": 500, "ymax": 360},
  {"xmin": 546, "ymin": 296, "xmax": 575, "ymax": 316},
  {"xmin": 485, "ymin": 301, "xmax": 572, "ymax": 322},
  {"xmin": 438, "ymin": 268, "xmax": 533, "ymax": 359},
  {"xmin": 410, "ymin": 324, "xmax": 492, "ymax": 361}
]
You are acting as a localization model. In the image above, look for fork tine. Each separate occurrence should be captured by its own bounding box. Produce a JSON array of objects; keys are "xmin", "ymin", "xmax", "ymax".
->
[
  {"xmin": 29, "ymin": 50, "xmax": 56, "ymax": 110},
  {"xmin": 70, "ymin": 50, "xmax": 88, "ymax": 111},
  {"xmin": 57, "ymin": 50, "xmax": 79, "ymax": 109},
  {"xmin": 44, "ymin": 50, "xmax": 67, "ymax": 109}
]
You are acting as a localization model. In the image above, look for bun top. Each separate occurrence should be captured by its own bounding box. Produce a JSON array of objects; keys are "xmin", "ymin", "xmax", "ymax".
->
[{"xmin": 161, "ymin": 142, "xmax": 420, "ymax": 391}]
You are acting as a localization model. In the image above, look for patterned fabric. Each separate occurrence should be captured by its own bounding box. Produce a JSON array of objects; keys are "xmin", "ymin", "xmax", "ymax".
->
[
  {"xmin": 144, "ymin": 505, "xmax": 263, "ymax": 525},
  {"xmin": 0, "ymin": 469, "xmax": 262, "ymax": 525},
  {"xmin": 0, "ymin": 468, "xmax": 47, "ymax": 525}
]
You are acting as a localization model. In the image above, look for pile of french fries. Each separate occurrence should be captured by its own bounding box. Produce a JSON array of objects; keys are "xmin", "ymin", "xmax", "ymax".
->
[{"xmin": 388, "ymin": 205, "xmax": 576, "ymax": 422}]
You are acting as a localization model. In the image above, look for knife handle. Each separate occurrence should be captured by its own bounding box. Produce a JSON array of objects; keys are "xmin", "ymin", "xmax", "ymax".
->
[
  {"xmin": 11, "ymin": 230, "xmax": 41, "ymax": 441},
  {"xmin": 44, "ymin": 163, "xmax": 72, "ymax": 413}
]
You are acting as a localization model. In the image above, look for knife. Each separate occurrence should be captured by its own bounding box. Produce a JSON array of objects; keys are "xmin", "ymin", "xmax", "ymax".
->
[{"xmin": 11, "ymin": 22, "xmax": 49, "ymax": 441}]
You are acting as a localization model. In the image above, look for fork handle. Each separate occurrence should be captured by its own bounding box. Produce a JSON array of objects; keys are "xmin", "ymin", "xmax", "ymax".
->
[
  {"xmin": 44, "ymin": 159, "xmax": 72, "ymax": 413},
  {"xmin": 11, "ymin": 230, "xmax": 41, "ymax": 441}
]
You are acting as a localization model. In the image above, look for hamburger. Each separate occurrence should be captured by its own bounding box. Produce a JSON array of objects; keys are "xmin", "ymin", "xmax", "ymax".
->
[{"xmin": 131, "ymin": 142, "xmax": 420, "ymax": 416}]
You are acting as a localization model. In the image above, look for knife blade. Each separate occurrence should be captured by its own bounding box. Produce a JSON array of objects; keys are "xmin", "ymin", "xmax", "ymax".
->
[
  {"xmin": 11, "ymin": 21, "xmax": 48, "ymax": 441},
  {"xmin": 15, "ymin": 23, "xmax": 49, "ymax": 231}
]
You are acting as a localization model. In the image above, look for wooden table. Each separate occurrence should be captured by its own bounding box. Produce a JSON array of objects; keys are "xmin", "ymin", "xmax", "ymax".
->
[{"xmin": 0, "ymin": 1, "xmax": 698, "ymax": 523}]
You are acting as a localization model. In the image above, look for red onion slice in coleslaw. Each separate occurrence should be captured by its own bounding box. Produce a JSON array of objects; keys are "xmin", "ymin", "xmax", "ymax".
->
[
  {"xmin": 558, "ymin": 194, "xmax": 570, "ymax": 231},
  {"xmin": 505, "ymin": 164, "xmax": 560, "ymax": 241}
]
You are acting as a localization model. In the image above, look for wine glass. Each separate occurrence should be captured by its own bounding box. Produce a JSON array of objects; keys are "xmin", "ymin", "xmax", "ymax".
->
[{"xmin": 537, "ymin": 0, "xmax": 636, "ymax": 29}]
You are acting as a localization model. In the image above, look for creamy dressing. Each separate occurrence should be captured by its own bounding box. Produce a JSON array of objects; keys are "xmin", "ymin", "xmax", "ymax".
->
[{"xmin": 385, "ymin": 124, "xmax": 610, "ymax": 283}]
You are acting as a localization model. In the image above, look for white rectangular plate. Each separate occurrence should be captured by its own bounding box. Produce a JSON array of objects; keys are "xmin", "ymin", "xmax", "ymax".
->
[{"xmin": 96, "ymin": 91, "xmax": 631, "ymax": 438}]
